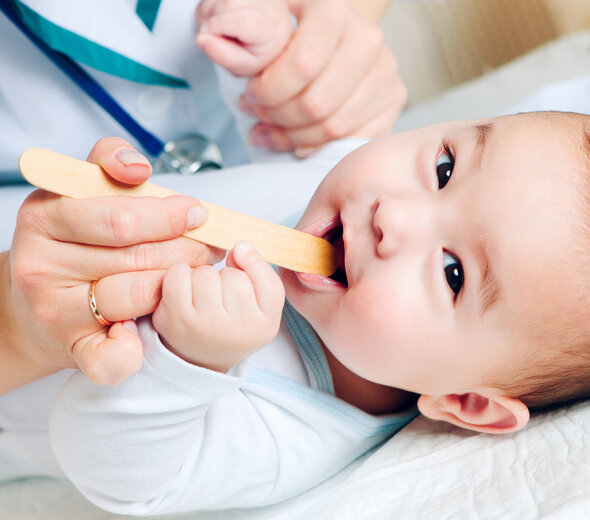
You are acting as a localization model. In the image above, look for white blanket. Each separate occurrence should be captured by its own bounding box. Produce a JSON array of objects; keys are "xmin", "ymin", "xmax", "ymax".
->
[{"xmin": 3, "ymin": 29, "xmax": 590, "ymax": 520}]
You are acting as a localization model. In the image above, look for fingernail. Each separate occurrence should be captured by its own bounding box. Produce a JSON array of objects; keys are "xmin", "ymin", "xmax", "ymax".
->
[
  {"xmin": 209, "ymin": 247, "xmax": 227, "ymax": 264},
  {"xmin": 294, "ymin": 147, "xmax": 318, "ymax": 159},
  {"xmin": 238, "ymin": 97, "xmax": 254, "ymax": 117},
  {"xmin": 187, "ymin": 206, "xmax": 209, "ymax": 229},
  {"xmin": 195, "ymin": 34, "xmax": 211, "ymax": 49},
  {"xmin": 197, "ymin": 20, "xmax": 209, "ymax": 34},
  {"xmin": 115, "ymin": 149, "xmax": 151, "ymax": 167},
  {"xmin": 234, "ymin": 240, "xmax": 254, "ymax": 254},
  {"xmin": 249, "ymin": 128, "xmax": 272, "ymax": 149}
]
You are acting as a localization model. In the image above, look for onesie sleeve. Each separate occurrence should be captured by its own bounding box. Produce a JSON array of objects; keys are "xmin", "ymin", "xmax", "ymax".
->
[{"xmin": 49, "ymin": 317, "xmax": 280, "ymax": 515}]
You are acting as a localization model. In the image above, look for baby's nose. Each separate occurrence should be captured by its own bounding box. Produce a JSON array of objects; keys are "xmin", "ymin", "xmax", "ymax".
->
[{"xmin": 372, "ymin": 196, "xmax": 431, "ymax": 257}]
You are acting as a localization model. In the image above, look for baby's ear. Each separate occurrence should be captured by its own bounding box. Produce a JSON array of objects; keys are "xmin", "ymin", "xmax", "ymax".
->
[{"xmin": 417, "ymin": 391, "xmax": 529, "ymax": 434}]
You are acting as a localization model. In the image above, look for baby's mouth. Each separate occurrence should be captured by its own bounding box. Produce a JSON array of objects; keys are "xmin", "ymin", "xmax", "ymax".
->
[{"xmin": 322, "ymin": 222, "xmax": 348, "ymax": 287}]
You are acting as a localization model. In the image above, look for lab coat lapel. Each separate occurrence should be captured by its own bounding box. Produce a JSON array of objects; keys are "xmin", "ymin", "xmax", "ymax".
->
[{"xmin": 14, "ymin": 0, "xmax": 187, "ymax": 84}]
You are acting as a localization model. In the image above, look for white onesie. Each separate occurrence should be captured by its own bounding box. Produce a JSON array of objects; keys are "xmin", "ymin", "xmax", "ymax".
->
[{"xmin": 48, "ymin": 304, "xmax": 417, "ymax": 515}]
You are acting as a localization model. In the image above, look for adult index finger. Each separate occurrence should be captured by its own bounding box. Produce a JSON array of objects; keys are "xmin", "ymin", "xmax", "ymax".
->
[
  {"xmin": 87, "ymin": 137, "xmax": 152, "ymax": 185},
  {"xmin": 19, "ymin": 191, "xmax": 208, "ymax": 247}
]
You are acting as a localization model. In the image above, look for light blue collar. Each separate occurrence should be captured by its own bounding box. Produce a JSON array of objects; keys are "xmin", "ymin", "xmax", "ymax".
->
[{"xmin": 282, "ymin": 302, "xmax": 335, "ymax": 395}]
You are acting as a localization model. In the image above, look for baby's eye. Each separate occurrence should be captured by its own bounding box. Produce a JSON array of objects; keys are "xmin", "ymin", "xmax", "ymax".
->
[
  {"xmin": 436, "ymin": 145, "xmax": 454, "ymax": 189},
  {"xmin": 443, "ymin": 251, "xmax": 463, "ymax": 299}
]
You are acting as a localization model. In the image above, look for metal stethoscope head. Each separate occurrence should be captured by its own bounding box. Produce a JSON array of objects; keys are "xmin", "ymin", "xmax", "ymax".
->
[{"xmin": 154, "ymin": 134, "xmax": 224, "ymax": 175}]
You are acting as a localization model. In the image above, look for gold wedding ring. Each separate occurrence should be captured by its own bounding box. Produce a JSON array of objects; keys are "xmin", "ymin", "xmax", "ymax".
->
[{"xmin": 88, "ymin": 280, "xmax": 112, "ymax": 326}]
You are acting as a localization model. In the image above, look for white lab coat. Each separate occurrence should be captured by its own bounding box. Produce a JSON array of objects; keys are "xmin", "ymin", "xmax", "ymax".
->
[{"xmin": 0, "ymin": 0, "xmax": 283, "ymax": 183}]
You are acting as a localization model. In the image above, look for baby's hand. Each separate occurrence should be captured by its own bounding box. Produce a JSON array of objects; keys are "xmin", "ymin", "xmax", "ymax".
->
[
  {"xmin": 195, "ymin": 0, "xmax": 292, "ymax": 77},
  {"xmin": 152, "ymin": 241, "xmax": 285, "ymax": 372}
]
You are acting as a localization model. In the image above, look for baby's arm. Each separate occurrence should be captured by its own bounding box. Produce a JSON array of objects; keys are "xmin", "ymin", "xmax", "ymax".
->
[
  {"xmin": 152, "ymin": 241, "xmax": 285, "ymax": 372},
  {"xmin": 195, "ymin": 0, "xmax": 292, "ymax": 77},
  {"xmin": 49, "ymin": 314, "xmax": 381, "ymax": 514},
  {"xmin": 49, "ymin": 318, "xmax": 280, "ymax": 514}
]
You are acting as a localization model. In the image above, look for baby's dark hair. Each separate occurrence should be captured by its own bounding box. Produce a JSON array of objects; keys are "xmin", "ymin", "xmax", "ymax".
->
[
  {"xmin": 494, "ymin": 111, "xmax": 590, "ymax": 413},
  {"xmin": 502, "ymin": 331, "xmax": 590, "ymax": 413}
]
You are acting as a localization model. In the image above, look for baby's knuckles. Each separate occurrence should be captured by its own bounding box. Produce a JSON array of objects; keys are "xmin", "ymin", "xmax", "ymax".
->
[
  {"xmin": 156, "ymin": 298, "xmax": 279, "ymax": 371},
  {"xmin": 219, "ymin": 266, "xmax": 254, "ymax": 298},
  {"xmin": 227, "ymin": 9, "xmax": 254, "ymax": 36},
  {"xmin": 197, "ymin": 312, "xmax": 279, "ymax": 371},
  {"xmin": 152, "ymin": 288, "xmax": 194, "ymax": 342}
]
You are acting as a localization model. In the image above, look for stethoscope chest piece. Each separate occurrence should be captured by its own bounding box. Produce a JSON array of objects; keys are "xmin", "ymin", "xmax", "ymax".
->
[{"xmin": 154, "ymin": 134, "xmax": 224, "ymax": 175}]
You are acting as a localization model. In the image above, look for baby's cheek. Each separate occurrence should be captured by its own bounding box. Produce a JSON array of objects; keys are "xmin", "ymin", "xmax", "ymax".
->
[
  {"xmin": 349, "ymin": 282, "xmax": 410, "ymax": 333},
  {"xmin": 335, "ymin": 288, "xmax": 412, "ymax": 356},
  {"xmin": 327, "ymin": 293, "xmax": 393, "ymax": 348}
]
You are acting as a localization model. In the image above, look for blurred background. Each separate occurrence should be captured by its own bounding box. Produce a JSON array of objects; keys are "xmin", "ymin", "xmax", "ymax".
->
[{"xmin": 381, "ymin": 0, "xmax": 590, "ymax": 106}]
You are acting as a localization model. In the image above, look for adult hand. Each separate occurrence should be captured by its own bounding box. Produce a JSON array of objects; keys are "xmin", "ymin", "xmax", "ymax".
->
[
  {"xmin": 1, "ymin": 138, "xmax": 218, "ymax": 393},
  {"xmin": 239, "ymin": 0, "xmax": 407, "ymax": 157}
]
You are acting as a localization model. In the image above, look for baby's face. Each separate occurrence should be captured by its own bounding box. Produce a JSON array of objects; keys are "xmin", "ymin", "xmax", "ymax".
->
[{"xmin": 280, "ymin": 114, "xmax": 587, "ymax": 396}]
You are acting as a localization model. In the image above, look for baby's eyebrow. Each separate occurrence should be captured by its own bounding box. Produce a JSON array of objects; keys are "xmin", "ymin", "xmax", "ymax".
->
[
  {"xmin": 582, "ymin": 127, "xmax": 590, "ymax": 168},
  {"xmin": 469, "ymin": 121, "xmax": 501, "ymax": 314},
  {"xmin": 471, "ymin": 122, "xmax": 494, "ymax": 168},
  {"xmin": 478, "ymin": 249, "xmax": 501, "ymax": 315}
]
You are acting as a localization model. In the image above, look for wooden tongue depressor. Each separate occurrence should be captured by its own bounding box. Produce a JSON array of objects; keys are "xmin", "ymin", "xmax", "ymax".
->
[{"xmin": 18, "ymin": 148, "xmax": 337, "ymax": 276}]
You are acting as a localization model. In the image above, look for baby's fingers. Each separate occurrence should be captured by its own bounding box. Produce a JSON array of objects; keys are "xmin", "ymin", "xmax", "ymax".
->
[
  {"xmin": 159, "ymin": 264, "xmax": 195, "ymax": 315},
  {"xmin": 195, "ymin": 0, "xmax": 216, "ymax": 25},
  {"xmin": 200, "ymin": 9, "xmax": 262, "ymax": 45},
  {"xmin": 197, "ymin": 33, "xmax": 263, "ymax": 77},
  {"xmin": 229, "ymin": 241, "xmax": 285, "ymax": 316},
  {"xmin": 72, "ymin": 321, "xmax": 142, "ymax": 386}
]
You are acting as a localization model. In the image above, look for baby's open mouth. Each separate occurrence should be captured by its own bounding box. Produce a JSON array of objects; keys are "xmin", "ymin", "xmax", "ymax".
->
[{"xmin": 323, "ymin": 223, "xmax": 348, "ymax": 287}]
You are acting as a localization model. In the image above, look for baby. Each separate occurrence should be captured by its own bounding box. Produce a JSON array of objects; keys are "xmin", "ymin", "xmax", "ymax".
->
[{"xmin": 47, "ymin": 0, "xmax": 590, "ymax": 516}]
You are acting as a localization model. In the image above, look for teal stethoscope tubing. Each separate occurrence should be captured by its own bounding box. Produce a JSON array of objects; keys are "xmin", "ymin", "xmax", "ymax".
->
[{"xmin": 0, "ymin": 0, "xmax": 166, "ymax": 157}]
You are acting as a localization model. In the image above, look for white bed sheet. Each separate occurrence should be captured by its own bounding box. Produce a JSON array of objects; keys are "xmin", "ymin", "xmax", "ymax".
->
[{"xmin": 3, "ymin": 29, "xmax": 590, "ymax": 520}]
